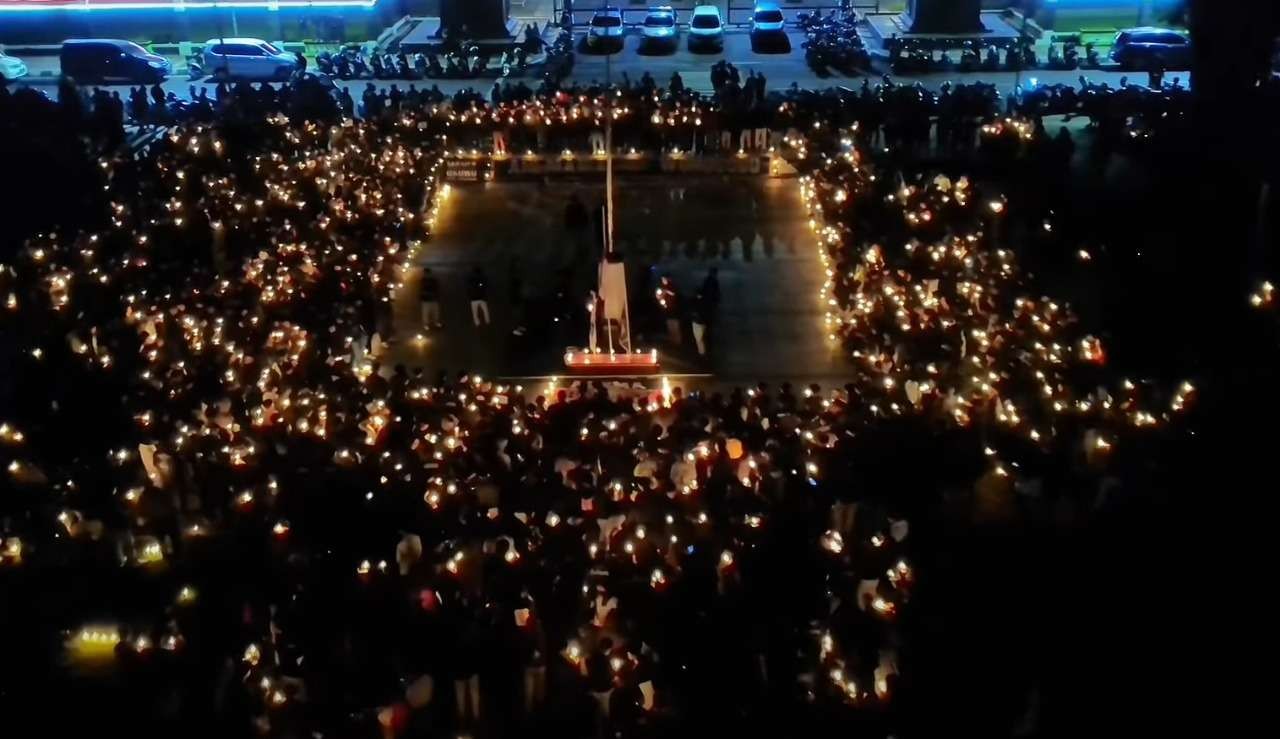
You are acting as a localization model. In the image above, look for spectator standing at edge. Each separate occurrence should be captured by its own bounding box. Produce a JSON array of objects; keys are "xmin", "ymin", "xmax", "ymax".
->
[
  {"xmin": 468, "ymin": 266, "xmax": 491, "ymax": 327},
  {"xmin": 701, "ymin": 267, "xmax": 721, "ymax": 313},
  {"xmin": 656, "ymin": 275, "xmax": 681, "ymax": 346},
  {"xmin": 420, "ymin": 267, "xmax": 442, "ymax": 329},
  {"xmin": 510, "ymin": 258, "xmax": 528, "ymax": 337},
  {"xmin": 692, "ymin": 268, "xmax": 720, "ymax": 357},
  {"xmin": 691, "ymin": 291, "xmax": 710, "ymax": 357}
]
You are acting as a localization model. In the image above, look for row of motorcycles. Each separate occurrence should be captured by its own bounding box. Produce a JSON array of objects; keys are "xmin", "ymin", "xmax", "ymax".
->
[
  {"xmin": 1017, "ymin": 76, "xmax": 1188, "ymax": 118},
  {"xmin": 799, "ymin": 8, "xmax": 870, "ymax": 75},
  {"xmin": 311, "ymin": 24, "xmax": 556, "ymax": 81},
  {"xmin": 316, "ymin": 46, "xmax": 533, "ymax": 80},
  {"xmin": 1045, "ymin": 42, "xmax": 1104, "ymax": 71},
  {"xmin": 890, "ymin": 39, "xmax": 1105, "ymax": 75}
]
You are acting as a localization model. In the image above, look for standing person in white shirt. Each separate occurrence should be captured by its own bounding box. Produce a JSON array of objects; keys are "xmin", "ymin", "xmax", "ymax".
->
[{"xmin": 467, "ymin": 266, "xmax": 491, "ymax": 327}]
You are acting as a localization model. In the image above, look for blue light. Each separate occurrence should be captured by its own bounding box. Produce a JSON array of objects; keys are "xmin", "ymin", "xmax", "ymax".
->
[{"xmin": 0, "ymin": 0, "xmax": 376, "ymax": 11}]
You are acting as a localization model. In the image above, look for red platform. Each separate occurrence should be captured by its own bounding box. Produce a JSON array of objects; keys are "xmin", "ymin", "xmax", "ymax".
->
[{"xmin": 564, "ymin": 348, "xmax": 660, "ymax": 375}]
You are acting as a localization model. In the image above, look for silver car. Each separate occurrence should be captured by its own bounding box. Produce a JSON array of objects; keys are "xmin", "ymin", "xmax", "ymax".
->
[
  {"xmin": 204, "ymin": 38, "xmax": 302, "ymax": 81},
  {"xmin": 588, "ymin": 7, "xmax": 625, "ymax": 49},
  {"xmin": 642, "ymin": 7, "xmax": 679, "ymax": 50}
]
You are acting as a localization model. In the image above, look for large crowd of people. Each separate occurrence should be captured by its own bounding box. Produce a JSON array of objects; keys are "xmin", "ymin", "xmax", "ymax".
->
[
  {"xmin": 0, "ymin": 96, "xmax": 929, "ymax": 738},
  {"xmin": 4, "ymin": 66, "xmax": 1235, "ymax": 168},
  {"xmin": 2, "ymin": 62, "xmax": 1268, "ymax": 738}
]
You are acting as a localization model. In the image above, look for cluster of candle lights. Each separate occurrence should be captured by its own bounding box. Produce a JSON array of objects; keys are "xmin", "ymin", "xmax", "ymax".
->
[
  {"xmin": 795, "ymin": 128, "xmax": 1196, "ymax": 469},
  {"xmin": 0, "ymin": 94, "xmax": 1214, "ymax": 727}
]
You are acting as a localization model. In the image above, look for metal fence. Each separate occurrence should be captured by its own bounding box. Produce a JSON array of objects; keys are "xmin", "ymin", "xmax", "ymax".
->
[{"xmin": 554, "ymin": 1, "xmax": 882, "ymax": 28}]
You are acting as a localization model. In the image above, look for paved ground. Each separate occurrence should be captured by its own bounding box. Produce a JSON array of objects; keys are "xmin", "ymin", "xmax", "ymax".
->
[
  {"xmin": 567, "ymin": 28, "xmax": 1172, "ymax": 91},
  {"xmin": 387, "ymin": 175, "xmax": 842, "ymax": 384},
  {"xmin": 573, "ymin": 29, "xmax": 813, "ymax": 90}
]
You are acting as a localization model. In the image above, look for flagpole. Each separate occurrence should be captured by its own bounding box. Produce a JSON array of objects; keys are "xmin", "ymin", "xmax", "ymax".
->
[{"xmin": 605, "ymin": 50, "xmax": 614, "ymax": 257}]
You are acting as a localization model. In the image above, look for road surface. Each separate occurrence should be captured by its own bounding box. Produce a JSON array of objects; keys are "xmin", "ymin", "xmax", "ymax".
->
[{"xmin": 7, "ymin": 29, "xmax": 1181, "ymax": 100}]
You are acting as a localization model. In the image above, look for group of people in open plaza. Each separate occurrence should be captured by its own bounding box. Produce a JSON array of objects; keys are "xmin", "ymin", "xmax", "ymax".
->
[{"xmin": 1, "ymin": 31, "xmax": 1275, "ymax": 738}]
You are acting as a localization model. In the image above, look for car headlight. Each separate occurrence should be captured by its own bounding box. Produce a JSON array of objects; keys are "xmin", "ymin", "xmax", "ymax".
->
[{"xmin": 148, "ymin": 60, "xmax": 167, "ymax": 68}]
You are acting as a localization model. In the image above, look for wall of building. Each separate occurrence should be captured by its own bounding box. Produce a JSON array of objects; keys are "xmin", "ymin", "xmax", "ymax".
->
[{"xmin": 984, "ymin": 1, "xmax": 1183, "ymax": 31}]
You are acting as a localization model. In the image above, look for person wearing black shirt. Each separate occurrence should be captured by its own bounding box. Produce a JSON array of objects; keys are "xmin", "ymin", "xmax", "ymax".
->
[
  {"xmin": 656, "ymin": 275, "xmax": 681, "ymax": 346},
  {"xmin": 338, "ymin": 87, "xmax": 354, "ymax": 119},
  {"xmin": 701, "ymin": 267, "xmax": 721, "ymax": 311}
]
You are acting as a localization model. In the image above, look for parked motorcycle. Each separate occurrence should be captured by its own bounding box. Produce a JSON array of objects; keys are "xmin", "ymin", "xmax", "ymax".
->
[
  {"xmin": 983, "ymin": 45, "xmax": 1002, "ymax": 71},
  {"xmin": 374, "ymin": 53, "xmax": 402, "ymax": 80},
  {"xmin": 540, "ymin": 28, "xmax": 575, "ymax": 85},
  {"xmin": 1005, "ymin": 42, "xmax": 1038, "ymax": 71},
  {"xmin": 1083, "ymin": 43, "xmax": 1101, "ymax": 69},
  {"xmin": 332, "ymin": 53, "xmax": 350, "ymax": 79},
  {"xmin": 803, "ymin": 39, "xmax": 830, "ymax": 76},
  {"xmin": 498, "ymin": 48, "xmax": 528, "ymax": 78},
  {"xmin": 803, "ymin": 9, "xmax": 869, "ymax": 76},
  {"xmin": 444, "ymin": 54, "xmax": 465, "ymax": 78},
  {"xmin": 348, "ymin": 49, "xmax": 371, "ymax": 79},
  {"xmin": 315, "ymin": 50, "xmax": 335, "ymax": 76},
  {"xmin": 1047, "ymin": 44, "xmax": 1064, "ymax": 69},
  {"xmin": 426, "ymin": 54, "xmax": 444, "ymax": 78},
  {"xmin": 521, "ymin": 23, "xmax": 544, "ymax": 55},
  {"xmin": 393, "ymin": 52, "xmax": 416, "ymax": 79},
  {"xmin": 1046, "ymin": 43, "xmax": 1079, "ymax": 71}
]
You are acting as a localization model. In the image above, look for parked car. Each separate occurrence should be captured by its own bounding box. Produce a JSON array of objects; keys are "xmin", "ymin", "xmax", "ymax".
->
[
  {"xmin": 61, "ymin": 39, "xmax": 171, "ymax": 84},
  {"xmin": 689, "ymin": 4, "xmax": 725, "ymax": 51},
  {"xmin": 0, "ymin": 50, "xmax": 28, "ymax": 82},
  {"xmin": 641, "ymin": 7, "xmax": 679, "ymax": 51},
  {"xmin": 203, "ymin": 38, "xmax": 302, "ymax": 81},
  {"xmin": 587, "ymin": 7, "xmax": 625, "ymax": 50},
  {"xmin": 751, "ymin": 2, "xmax": 787, "ymax": 36},
  {"xmin": 1110, "ymin": 27, "xmax": 1191, "ymax": 70}
]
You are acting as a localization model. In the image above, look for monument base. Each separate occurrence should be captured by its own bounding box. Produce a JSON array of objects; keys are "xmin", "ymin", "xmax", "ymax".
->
[
  {"xmin": 564, "ymin": 349, "xmax": 661, "ymax": 375},
  {"xmin": 905, "ymin": 0, "xmax": 985, "ymax": 34},
  {"xmin": 904, "ymin": 13, "xmax": 988, "ymax": 36},
  {"xmin": 866, "ymin": 12, "xmax": 1029, "ymax": 49},
  {"xmin": 398, "ymin": 17, "xmax": 520, "ymax": 54}
]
